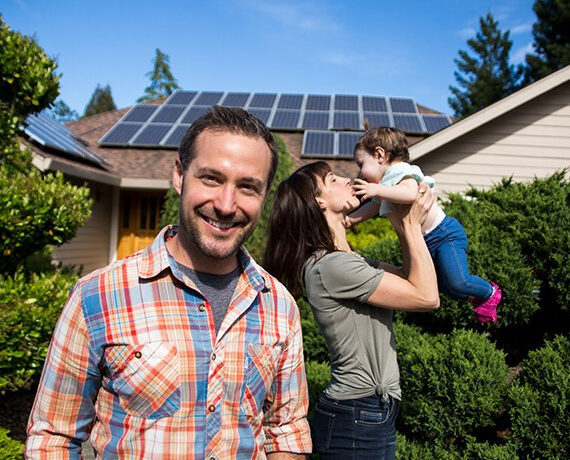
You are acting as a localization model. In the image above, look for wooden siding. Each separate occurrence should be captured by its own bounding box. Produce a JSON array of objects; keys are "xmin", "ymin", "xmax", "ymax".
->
[
  {"xmin": 415, "ymin": 81, "xmax": 570, "ymax": 196},
  {"xmin": 52, "ymin": 180, "xmax": 114, "ymax": 274}
]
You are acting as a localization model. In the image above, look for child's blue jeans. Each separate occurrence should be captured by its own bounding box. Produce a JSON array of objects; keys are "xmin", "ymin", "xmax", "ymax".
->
[{"xmin": 424, "ymin": 216, "xmax": 493, "ymax": 301}]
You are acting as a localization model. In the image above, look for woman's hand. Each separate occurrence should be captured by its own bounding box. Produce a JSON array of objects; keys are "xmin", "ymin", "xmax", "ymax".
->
[{"xmin": 389, "ymin": 185, "xmax": 434, "ymax": 233}]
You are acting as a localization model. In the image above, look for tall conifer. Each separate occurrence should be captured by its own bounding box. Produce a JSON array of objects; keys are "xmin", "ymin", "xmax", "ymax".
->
[
  {"xmin": 83, "ymin": 84, "xmax": 117, "ymax": 117},
  {"xmin": 137, "ymin": 49, "xmax": 180, "ymax": 102}
]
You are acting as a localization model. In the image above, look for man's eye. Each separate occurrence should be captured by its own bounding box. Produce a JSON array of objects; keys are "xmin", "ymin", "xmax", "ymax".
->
[{"xmin": 202, "ymin": 175, "xmax": 219, "ymax": 184}]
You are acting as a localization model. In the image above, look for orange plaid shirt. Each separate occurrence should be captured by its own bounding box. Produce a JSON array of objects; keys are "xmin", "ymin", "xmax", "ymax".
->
[{"xmin": 26, "ymin": 226, "xmax": 311, "ymax": 459}]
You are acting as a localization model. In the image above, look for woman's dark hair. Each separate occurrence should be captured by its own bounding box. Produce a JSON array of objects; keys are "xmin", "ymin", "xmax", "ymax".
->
[
  {"xmin": 355, "ymin": 126, "xmax": 410, "ymax": 162},
  {"xmin": 263, "ymin": 161, "xmax": 336, "ymax": 297}
]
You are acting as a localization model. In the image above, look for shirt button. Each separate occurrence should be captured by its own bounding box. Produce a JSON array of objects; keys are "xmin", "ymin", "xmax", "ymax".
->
[
  {"xmin": 134, "ymin": 351, "xmax": 142, "ymax": 359},
  {"xmin": 208, "ymin": 405, "xmax": 216, "ymax": 413},
  {"xmin": 199, "ymin": 303, "xmax": 206, "ymax": 312},
  {"xmin": 211, "ymin": 353, "xmax": 216, "ymax": 361}
]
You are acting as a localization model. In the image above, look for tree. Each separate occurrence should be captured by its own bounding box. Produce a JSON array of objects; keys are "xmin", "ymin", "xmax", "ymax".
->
[
  {"xmin": 83, "ymin": 84, "xmax": 116, "ymax": 117},
  {"xmin": 523, "ymin": 0, "xmax": 570, "ymax": 84},
  {"xmin": 137, "ymin": 48, "xmax": 180, "ymax": 102},
  {"xmin": 48, "ymin": 99, "xmax": 79, "ymax": 123},
  {"xmin": 448, "ymin": 12, "xmax": 522, "ymax": 117}
]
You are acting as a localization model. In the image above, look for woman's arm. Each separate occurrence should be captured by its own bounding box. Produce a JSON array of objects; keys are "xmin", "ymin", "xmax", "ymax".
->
[
  {"xmin": 366, "ymin": 188, "xmax": 439, "ymax": 312},
  {"xmin": 353, "ymin": 177, "xmax": 419, "ymax": 204}
]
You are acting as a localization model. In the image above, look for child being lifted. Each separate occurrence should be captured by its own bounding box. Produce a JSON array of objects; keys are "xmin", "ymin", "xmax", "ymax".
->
[{"xmin": 348, "ymin": 126, "xmax": 501, "ymax": 323}]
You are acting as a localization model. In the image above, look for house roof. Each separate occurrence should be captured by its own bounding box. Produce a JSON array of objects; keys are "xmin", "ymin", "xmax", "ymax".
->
[{"xmin": 409, "ymin": 65, "xmax": 570, "ymax": 160}]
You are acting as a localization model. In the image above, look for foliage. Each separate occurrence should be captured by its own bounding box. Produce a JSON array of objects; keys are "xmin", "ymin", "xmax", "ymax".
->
[
  {"xmin": 523, "ymin": 0, "xmax": 570, "ymax": 83},
  {"xmin": 304, "ymin": 360, "xmax": 330, "ymax": 422},
  {"xmin": 158, "ymin": 186, "xmax": 180, "ymax": 228},
  {"xmin": 0, "ymin": 161, "xmax": 92, "ymax": 274},
  {"xmin": 83, "ymin": 83, "xmax": 117, "ymax": 117},
  {"xmin": 138, "ymin": 48, "xmax": 180, "ymax": 102},
  {"xmin": 448, "ymin": 12, "xmax": 522, "ymax": 117},
  {"xmin": 0, "ymin": 427, "xmax": 24, "ymax": 459},
  {"xmin": 346, "ymin": 215, "xmax": 396, "ymax": 253},
  {"xmin": 507, "ymin": 335, "xmax": 570, "ymax": 459},
  {"xmin": 395, "ymin": 322, "xmax": 508, "ymax": 448},
  {"xmin": 48, "ymin": 98, "xmax": 79, "ymax": 123},
  {"xmin": 0, "ymin": 268, "xmax": 78, "ymax": 393},
  {"xmin": 297, "ymin": 296, "xmax": 329, "ymax": 363}
]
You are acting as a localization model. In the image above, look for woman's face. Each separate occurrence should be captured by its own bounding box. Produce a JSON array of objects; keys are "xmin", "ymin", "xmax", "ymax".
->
[{"xmin": 317, "ymin": 172, "xmax": 360, "ymax": 214}]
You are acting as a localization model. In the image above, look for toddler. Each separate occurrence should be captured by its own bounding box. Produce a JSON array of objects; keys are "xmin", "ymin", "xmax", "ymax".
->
[{"xmin": 348, "ymin": 126, "xmax": 501, "ymax": 323}]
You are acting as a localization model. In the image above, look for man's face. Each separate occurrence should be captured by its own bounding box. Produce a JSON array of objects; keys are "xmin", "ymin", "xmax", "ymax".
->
[{"xmin": 173, "ymin": 129, "xmax": 271, "ymax": 269}]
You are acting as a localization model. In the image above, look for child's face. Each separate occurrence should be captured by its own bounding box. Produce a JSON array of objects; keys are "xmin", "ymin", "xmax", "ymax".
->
[{"xmin": 355, "ymin": 148, "xmax": 384, "ymax": 183}]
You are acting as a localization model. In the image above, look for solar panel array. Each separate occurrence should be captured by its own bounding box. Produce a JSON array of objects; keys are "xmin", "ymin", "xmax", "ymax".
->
[
  {"xmin": 99, "ymin": 90, "xmax": 453, "ymax": 151},
  {"xmin": 23, "ymin": 111, "xmax": 109, "ymax": 167}
]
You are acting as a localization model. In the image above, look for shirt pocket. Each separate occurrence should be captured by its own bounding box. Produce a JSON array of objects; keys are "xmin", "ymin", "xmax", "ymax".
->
[
  {"xmin": 240, "ymin": 343, "xmax": 277, "ymax": 418},
  {"xmin": 104, "ymin": 342, "xmax": 181, "ymax": 419}
]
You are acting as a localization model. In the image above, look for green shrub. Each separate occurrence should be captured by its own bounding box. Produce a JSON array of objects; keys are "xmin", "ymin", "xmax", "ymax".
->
[
  {"xmin": 395, "ymin": 322, "xmax": 508, "ymax": 447},
  {"xmin": 0, "ymin": 427, "xmax": 24, "ymax": 459},
  {"xmin": 297, "ymin": 297, "xmax": 328, "ymax": 363},
  {"xmin": 305, "ymin": 360, "xmax": 330, "ymax": 423},
  {"xmin": 347, "ymin": 216, "xmax": 396, "ymax": 253},
  {"xmin": 508, "ymin": 335, "xmax": 569, "ymax": 459},
  {"xmin": 0, "ymin": 268, "xmax": 78, "ymax": 393}
]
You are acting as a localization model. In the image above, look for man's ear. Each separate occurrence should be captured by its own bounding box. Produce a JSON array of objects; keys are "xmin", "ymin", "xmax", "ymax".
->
[
  {"xmin": 374, "ymin": 146, "xmax": 387, "ymax": 163},
  {"xmin": 172, "ymin": 159, "xmax": 184, "ymax": 196}
]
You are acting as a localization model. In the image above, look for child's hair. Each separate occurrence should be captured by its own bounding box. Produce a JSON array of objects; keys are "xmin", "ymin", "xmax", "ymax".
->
[{"xmin": 355, "ymin": 125, "xmax": 410, "ymax": 162}]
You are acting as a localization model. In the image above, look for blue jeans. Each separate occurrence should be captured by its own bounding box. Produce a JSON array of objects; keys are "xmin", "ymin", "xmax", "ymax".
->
[
  {"xmin": 312, "ymin": 393, "xmax": 399, "ymax": 459},
  {"xmin": 424, "ymin": 216, "xmax": 493, "ymax": 301}
]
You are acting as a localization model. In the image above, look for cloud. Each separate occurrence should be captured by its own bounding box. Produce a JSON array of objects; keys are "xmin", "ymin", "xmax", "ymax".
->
[
  {"xmin": 458, "ymin": 27, "xmax": 476, "ymax": 39},
  {"xmin": 320, "ymin": 50, "xmax": 408, "ymax": 77},
  {"xmin": 239, "ymin": 0, "xmax": 341, "ymax": 32},
  {"xmin": 510, "ymin": 23, "xmax": 533, "ymax": 35},
  {"xmin": 512, "ymin": 42, "xmax": 534, "ymax": 64}
]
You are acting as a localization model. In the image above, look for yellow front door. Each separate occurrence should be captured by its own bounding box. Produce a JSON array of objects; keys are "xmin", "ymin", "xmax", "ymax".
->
[{"xmin": 117, "ymin": 191, "xmax": 165, "ymax": 260}]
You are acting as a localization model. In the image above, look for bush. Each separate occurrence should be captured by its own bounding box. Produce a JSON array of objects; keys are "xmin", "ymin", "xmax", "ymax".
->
[
  {"xmin": 508, "ymin": 335, "xmax": 570, "ymax": 459},
  {"xmin": 297, "ymin": 296, "xmax": 328, "ymax": 363},
  {"xmin": 0, "ymin": 268, "xmax": 78, "ymax": 393},
  {"xmin": 395, "ymin": 322, "xmax": 508, "ymax": 447},
  {"xmin": 0, "ymin": 427, "xmax": 24, "ymax": 459},
  {"xmin": 305, "ymin": 360, "xmax": 330, "ymax": 423},
  {"xmin": 347, "ymin": 216, "xmax": 396, "ymax": 253}
]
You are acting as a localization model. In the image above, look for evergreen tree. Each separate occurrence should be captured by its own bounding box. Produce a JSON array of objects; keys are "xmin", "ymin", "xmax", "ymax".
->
[
  {"xmin": 448, "ymin": 12, "xmax": 522, "ymax": 118},
  {"xmin": 83, "ymin": 84, "xmax": 117, "ymax": 117},
  {"xmin": 523, "ymin": 0, "xmax": 570, "ymax": 84},
  {"xmin": 137, "ymin": 49, "xmax": 180, "ymax": 102},
  {"xmin": 48, "ymin": 99, "xmax": 79, "ymax": 123}
]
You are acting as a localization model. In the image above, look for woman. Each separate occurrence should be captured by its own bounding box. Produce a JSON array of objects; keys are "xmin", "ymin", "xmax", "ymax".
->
[{"xmin": 263, "ymin": 161, "xmax": 439, "ymax": 459}]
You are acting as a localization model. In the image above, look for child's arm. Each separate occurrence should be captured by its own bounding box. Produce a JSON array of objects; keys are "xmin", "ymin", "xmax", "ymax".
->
[
  {"xmin": 352, "ymin": 177, "xmax": 419, "ymax": 204},
  {"xmin": 346, "ymin": 200, "xmax": 380, "ymax": 227}
]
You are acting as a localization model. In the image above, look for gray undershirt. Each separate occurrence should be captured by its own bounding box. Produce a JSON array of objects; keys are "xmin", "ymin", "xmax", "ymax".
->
[{"xmin": 175, "ymin": 261, "xmax": 241, "ymax": 334}]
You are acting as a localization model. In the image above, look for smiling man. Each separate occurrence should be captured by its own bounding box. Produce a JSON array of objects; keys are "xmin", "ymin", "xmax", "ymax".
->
[{"xmin": 26, "ymin": 106, "xmax": 312, "ymax": 459}]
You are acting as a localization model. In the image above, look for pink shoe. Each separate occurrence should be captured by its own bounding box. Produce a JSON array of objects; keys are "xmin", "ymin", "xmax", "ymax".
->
[{"xmin": 472, "ymin": 282, "xmax": 501, "ymax": 323}]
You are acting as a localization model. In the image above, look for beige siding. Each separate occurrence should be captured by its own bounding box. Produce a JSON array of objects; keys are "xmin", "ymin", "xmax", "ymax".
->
[
  {"xmin": 415, "ymin": 81, "xmax": 570, "ymax": 196},
  {"xmin": 52, "ymin": 180, "xmax": 114, "ymax": 275}
]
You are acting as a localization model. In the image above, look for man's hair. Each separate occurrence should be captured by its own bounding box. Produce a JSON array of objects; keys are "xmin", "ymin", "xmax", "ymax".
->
[
  {"xmin": 179, "ymin": 105, "xmax": 279, "ymax": 190},
  {"xmin": 263, "ymin": 161, "xmax": 336, "ymax": 297},
  {"xmin": 355, "ymin": 126, "xmax": 409, "ymax": 163}
]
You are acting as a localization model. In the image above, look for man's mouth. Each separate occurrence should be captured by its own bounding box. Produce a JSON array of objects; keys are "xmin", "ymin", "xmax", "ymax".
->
[{"xmin": 202, "ymin": 215, "xmax": 243, "ymax": 230}]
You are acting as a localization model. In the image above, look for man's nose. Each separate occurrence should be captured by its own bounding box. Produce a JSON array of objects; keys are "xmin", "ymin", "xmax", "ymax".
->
[{"xmin": 214, "ymin": 185, "xmax": 237, "ymax": 215}]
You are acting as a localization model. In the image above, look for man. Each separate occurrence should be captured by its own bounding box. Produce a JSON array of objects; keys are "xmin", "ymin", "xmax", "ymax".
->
[{"xmin": 26, "ymin": 106, "xmax": 312, "ymax": 459}]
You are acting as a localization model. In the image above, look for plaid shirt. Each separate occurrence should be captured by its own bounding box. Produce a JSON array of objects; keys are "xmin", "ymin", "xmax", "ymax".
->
[{"xmin": 26, "ymin": 226, "xmax": 311, "ymax": 459}]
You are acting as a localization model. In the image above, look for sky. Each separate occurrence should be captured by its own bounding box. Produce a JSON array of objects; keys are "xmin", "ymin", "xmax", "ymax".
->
[{"xmin": 3, "ymin": 0, "xmax": 537, "ymax": 116}]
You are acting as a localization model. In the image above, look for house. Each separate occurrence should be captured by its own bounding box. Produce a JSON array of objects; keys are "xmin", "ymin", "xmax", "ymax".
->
[
  {"xmin": 23, "ymin": 91, "xmax": 450, "ymax": 273},
  {"xmin": 410, "ymin": 65, "xmax": 570, "ymax": 195}
]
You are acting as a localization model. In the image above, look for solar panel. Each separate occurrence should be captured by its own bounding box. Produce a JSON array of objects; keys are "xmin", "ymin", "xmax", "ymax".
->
[
  {"xmin": 302, "ymin": 111, "xmax": 330, "ymax": 130},
  {"xmin": 389, "ymin": 97, "xmax": 417, "ymax": 113},
  {"xmin": 338, "ymin": 132, "xmax": 363, "ymax": 157},
  {"xmin": 334, "ymin": 95, "xmax": 358, "ymax": 111},
  {"xmin": 165, "ymin": 91, "xmax": 197, "ymax": 105},
  {"xmin": 363, "ymin": 112, "xmax": 391, "ymax": 128},
  {"xmin": 131, "ymin": 124, "xmax": 172, "ymax": 145},
  {"xmin": 181, "ymin": 106, "xmax": 209, "ymax": 124},
  {"xmin": 24, "ymin": 111, "xmax": 108, "ymax": 166},
  {"xmin": 422, "ymin": 114, "xmax": 451, "ymax": 133},
  {"xmin": 163, "ymin": 124, "xmax": 190, "ymax": 147},
  {"xmin": 302, "ymin": 131, "xmax": 335, "ymax": 156},
  {"xmin": 271, "ymin": 110, "xmax": 300, "ymax": 129},
  {"xmin": 194, "ymin": 91, "xmax": 224, "ymax": 105},
  {"xmin": 277, "ymin": 94, "xmax": 304, "ymax": 110},
  {"xmin": 362, "ymin": 96, "xmax": 388, "ymax": 112},
  {"xmin": 100, "ymin": 122, "xmax": 143, "ymax": 145},
  {"xmin": 150, "ymin": 105, "xmax": 186, "ymax": 123},
  {"xmin": 393, "ymin": 114, "xmax": 424, "ymax": 133},
  {"xmin": 220, "ymin": 92, "xmax": 250, "ymax": 107},
  {"xmin": 123, "ymin": 105, "xmax": 159, "ymax": 123},
  {"xmin": 333, "ymin": 112, "xmax": 360, "ymax": 130},
  {"xmin": 306, "ymin": 95, "xmax": 331, "ymax": 111},
  {"xmin": 249, "ymin": 93, "xmax": 277, "ymax": 108},
  {"xmin": 247, "ymin": 108, "xmax": 271, "ymax": 124}
]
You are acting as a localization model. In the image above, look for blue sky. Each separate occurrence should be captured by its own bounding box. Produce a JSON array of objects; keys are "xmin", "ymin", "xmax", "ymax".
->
[{"xmin": 3, "ymin": 0, "xmax": 537, "ymax": 115}]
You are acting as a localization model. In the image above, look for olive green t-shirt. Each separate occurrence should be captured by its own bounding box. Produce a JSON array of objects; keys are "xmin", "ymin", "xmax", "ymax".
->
[{"xmin": 303, "ymin": 251, "xmax": 401, "ymax": 401}]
